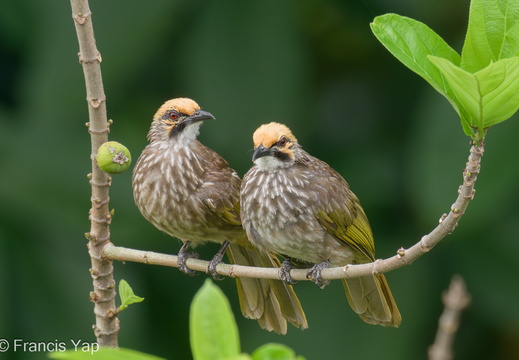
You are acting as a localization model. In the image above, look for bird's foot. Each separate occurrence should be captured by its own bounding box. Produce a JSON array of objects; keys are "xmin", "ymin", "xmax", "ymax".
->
[
  {"xmin": 306, "ymin": 260, "xmax": 331, "ymax": 289},
  {"xmin": 207, "ymin": 241, "xmax": 229, "ymax": 281},
  {"xmin": 178, "ymin": 242, "xmax": 199, "ymax": 276},
  {"xmin": 280, "ymin": 258, "xmax": 298, "ymax": 285}
]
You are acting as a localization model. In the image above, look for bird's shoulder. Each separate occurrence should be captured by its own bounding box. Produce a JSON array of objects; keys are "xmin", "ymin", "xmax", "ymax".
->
[
  {"xmin": 297, "ymin": 151, "xmax": 376, "ymax": 259},
  {"xmin": 193, "ymin": 141, "xmax": 242, "ymax": 226}
]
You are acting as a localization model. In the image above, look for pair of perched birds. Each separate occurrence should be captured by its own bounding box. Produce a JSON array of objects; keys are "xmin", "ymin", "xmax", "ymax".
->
[{"xmin": 132, "ymin": 98, "xmax": 401, "ymax": 334}]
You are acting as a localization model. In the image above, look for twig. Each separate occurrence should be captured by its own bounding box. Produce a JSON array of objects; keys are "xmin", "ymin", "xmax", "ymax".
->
[
  {"xmin": 70, "ymin": 0, "xmax": 119, "ymax": 347},
  {"xmin": 428, "ymin": 275, "xmax": 471, "ymax": 360},
  {"xmin": 104, "ymin": 142, "xmax": 484, "ymax": 281}
]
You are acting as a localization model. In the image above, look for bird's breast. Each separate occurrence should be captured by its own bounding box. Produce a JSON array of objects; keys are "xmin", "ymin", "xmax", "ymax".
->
[
  {"xmin": 133, "ymin": 143, "xmax": 236, "ymax": 243},
  {"xmin": 242, "ymin": 167, "xmax": 338, "ymax": 263}
]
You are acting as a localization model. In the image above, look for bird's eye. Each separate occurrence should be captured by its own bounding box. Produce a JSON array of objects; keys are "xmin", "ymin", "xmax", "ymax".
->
[
  {"xmin": 168, "ymin": 111, "xmax": 179, "ymax": 120},
  {"xmin": 279, "ymin": 137, "xmax": 287, "ymax": 146}
]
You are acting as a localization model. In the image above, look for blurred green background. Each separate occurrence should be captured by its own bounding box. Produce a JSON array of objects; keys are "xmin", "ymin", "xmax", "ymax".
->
[{"xmin": 1, "ymin": 0, "xmax": 519, "ymax": 359}]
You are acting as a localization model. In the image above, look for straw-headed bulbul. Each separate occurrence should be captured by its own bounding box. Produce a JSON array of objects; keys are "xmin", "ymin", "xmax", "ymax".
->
[{"xmin": 240, "ymin": 122, "xmax": 401, "ymax": 327}]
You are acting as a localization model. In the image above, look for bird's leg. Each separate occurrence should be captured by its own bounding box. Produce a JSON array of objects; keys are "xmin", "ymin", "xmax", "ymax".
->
[
  {"xmin": 207, "ymin": 241, "xmax": 229, "ymax": 281},
  {"xmin": 280, "ymin": 257, "xmax": 298, "ymax": 285},
  {"xmin": 178, "ymin": 241, "xmax": 199, "ymax": 276},
  {"xmin": 306, "ymin": 259, "xmax": 331, "ymax": 289}
]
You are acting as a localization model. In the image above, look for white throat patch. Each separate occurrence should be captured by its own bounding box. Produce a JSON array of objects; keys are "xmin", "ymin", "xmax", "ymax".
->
[
  {"xmin": 254, "ymin": 156, "xmax": 286, "ymax": 171},
  {"xmin": 175, "ymin": 122, "xmax": 202, "ymax": 147}
]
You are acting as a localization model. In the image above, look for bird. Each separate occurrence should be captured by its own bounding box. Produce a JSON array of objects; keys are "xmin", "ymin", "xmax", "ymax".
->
[
  {"xmin": 240, "ymin": 122, "xmax": 401, "ymax": 327},
  {"xmin": 132, "ymin": 99, "xmax": 307, "ymax": 333}
]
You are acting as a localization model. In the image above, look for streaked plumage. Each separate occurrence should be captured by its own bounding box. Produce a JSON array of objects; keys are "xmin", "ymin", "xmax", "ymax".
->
[
  {"xmin": 132, "ymin": 99, "xmax": 307, "ymax": 333},
  {"xmin": 241, "ymin": 122, "xmax": 401, "ymax": 327}
]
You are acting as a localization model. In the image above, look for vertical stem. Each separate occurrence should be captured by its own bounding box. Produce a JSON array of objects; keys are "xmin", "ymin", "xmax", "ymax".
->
[
  {"xmin": 428, "ymin": 276, "xmax": 471, "ymax": 360},
  {"xmin": 70, "ymin": 0, "xmax": 119, "ymax": 347}
]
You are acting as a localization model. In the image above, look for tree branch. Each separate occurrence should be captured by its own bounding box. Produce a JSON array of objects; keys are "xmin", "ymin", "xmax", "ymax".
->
[
  {"xmin": 70, "ymin": 0, "xmax": 119, "ymax": 347},
  {"xmin": 428, "ymin": 275, "xmax": 471, "ymax": 360},
  {"xmin": 104, "ymin": 142, "xmax": 484, "ymax": 281}
]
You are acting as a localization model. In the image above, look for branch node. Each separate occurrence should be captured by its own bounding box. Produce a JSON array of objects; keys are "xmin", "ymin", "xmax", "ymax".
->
[
  {"xmin": 372, "ymin": 259, "xmax": 381, "ymax": 276},
  {"xmin": 94, "ymin": 234, "xmax": 111, "ymax": 248},
  {"xmin": 465, "ymin": 188, "xmax": 476, "ymax": 200},
  {"xmin": 93, "ymin": 321, "xmax": 120, "ymax": 337},
  {"xmin": 229, "ymin": 265, "xmax": 237, "ymax": 278},
  {"xmin": 463, "ymin": 178, "xmax": 475, "ymax": 187},
  {"xmin": 85, "ymin": 232, "xmax": 97, "ymax": 242},
  {"xmin": 78, "ymin": 52, "xmax": 102, "ymax": 64},
  {"xmin": 438, "ymin": 213, "xmax": 447, "ymax": 224},
  {"xmin": 450, "ymin": 205, "xmax": 460, "ymax": 215},
  {"xmin": 94, "ymin": 309, "xmax": 114, "ymax": 319},
  {"xmin": 88, "ymin": 126, "xmax": 110, "ymax": 135},
  {"xmin": 89, "ymin": 178, "xmax": 112, "ymax": 187},
  {"xmin": 88, "ymin": 96, "xmax": 106, "ymax": 109},
  {"xmin": 105, "ymin": 309, "xmax": 118, "ymax": 319},
  {"xmin": 89, "ymin": 211, "xmax": 112, "ymax": 225},
  {"xmin": 90, "ymin": 267, "xmax": 114, "ymax": 280},
  {"xmin": 91, "ymin": 196, "xmax": 110, "ymax": 208},
  {"xmin": 94, "ymin": 279, "xmax": 116, "ymax": 292},
  {"xmin": 73, "ymin": 11, "xmax": 91, "ymax": 25},
  {"xmin": 420, "ymin": 236, "xmax": 431, "ymax": 253},
  {"xmin": 90, "ymin": 291, "xmax": 116, "ymax": 305},
  {"xmin": 340, "ymin": 264, "xmax": 350, "ymax": 278},
  {"xmin": 89, "ymin": 291, "xmax": 101, "ymax": 302}
]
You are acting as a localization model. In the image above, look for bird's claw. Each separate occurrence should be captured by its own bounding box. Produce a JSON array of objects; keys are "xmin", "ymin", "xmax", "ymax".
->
[
  {"xmin": 280, "ymin": 258, "xmax": 298, "ymax": 285},
  {"xmin": 178, "ymin": 250, "xmax": 199, "ymax": 276},
  {"xmin": 306, "ymin": 260, "xmax": 331, "ymax": 289},
  {"xmin": 206, "ymin": 241, "xmax": 229, "ymax": 281},
  {"xmin": 207, "ymin": 253, "xmax": 225, "ymax": 281}
]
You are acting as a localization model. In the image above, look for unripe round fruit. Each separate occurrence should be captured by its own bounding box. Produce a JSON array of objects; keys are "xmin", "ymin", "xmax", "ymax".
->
[{"xmin": 96, "ymin": 141, "xmax": 132, "ymax": 174}]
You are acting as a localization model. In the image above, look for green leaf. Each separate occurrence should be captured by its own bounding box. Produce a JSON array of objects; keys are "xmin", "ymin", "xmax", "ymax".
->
[
  {"xmin": 429, "ymin": 56, "xmax": 519, "ymax": 131},
  {"xmin": 118, "ymin": 279, "xmax": 144, "ymax": 311},
  {"xmin": 461, "ymin": 0, "xmax": 519, "ymax": 72},
  {"xmin": 251, "ymin": 344, "xmax": 306, "ymax": 360},
  {"xmin": 370, "ymin": 13, "xmax": 461, "ymax": 100},
  {"xmin": 190, "ymin": 279, "xmax": 240, "ymax": 360},
  {"xmin": 48, "ymin": 347, "xmax": 165, "ymax": 360}
]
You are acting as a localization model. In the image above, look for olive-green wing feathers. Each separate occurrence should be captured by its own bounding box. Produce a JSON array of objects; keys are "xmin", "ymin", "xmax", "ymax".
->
[{"xmin": 309, "ymin": 158, "xmax": 376, "ymax": 261}]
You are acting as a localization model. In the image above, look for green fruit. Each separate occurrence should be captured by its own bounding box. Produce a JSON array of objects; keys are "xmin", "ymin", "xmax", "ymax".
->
[{"xmin": 96, "ymin": 141, "xmax": 132, "ymax": 174}]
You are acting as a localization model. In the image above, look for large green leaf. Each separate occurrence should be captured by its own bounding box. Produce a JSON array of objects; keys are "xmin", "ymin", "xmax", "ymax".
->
[
  {"xmin": 429, "ymin": 56, "xmax": 519, "ymax": 130},
  {"xmin": 252, "ymin": 343, "xmax": 306, "ymax": 360},
  {"xmin": 461, "ymin": 0, "xmax": 519, "ymax": 72},
  {"xmin": 190, "ymin": 279, "xmax": 240, "ymax": 360},
  {"xmin": 370, "ymin": 14, "xmax": 461, "ymax": 100}
]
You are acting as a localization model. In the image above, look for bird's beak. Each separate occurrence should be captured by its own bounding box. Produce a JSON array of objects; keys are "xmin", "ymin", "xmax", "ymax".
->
[
  {"xmin": 252, "ymin": 144, "xmax": 271, "ymax": 162},
  {"xmin": 182, "ymin": 110, "xmax": 216, "ymax": 125}
]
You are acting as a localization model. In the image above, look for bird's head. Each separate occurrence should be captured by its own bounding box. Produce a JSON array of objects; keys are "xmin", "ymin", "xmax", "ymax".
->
[
  {"xmin": 148, "ymin": 98, "xmax": 215, "ymax": 145},
  {"xmin": 251, "ymin": 122, "xmax": 299, "ymax": 170}
]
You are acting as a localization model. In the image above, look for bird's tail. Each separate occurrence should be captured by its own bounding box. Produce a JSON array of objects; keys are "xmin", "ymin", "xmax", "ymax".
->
[
  {"xmin": 342, "ymin": 274, "xmax": 401, "ymax": 327},
  {"xmin": 226, "ymin": 243, "xmax": 308, "ymax": 334}
]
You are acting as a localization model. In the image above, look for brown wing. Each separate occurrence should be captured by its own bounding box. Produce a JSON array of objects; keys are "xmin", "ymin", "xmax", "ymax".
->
[
  {"xmin": 195, "ymin": 142, "xmax": 243, "ymax": 227},
  {"xmin": 303, "ymin": 153, "xmax": 376, "ymax": 261}
]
